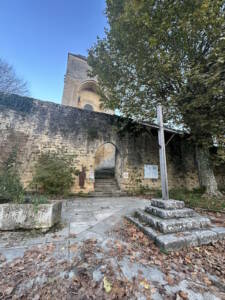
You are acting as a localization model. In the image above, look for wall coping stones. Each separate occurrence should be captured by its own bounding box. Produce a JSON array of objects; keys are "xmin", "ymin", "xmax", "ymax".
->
[{"xmin": 0, "ymin": 93, "xmax": 182, "ymax": 135}]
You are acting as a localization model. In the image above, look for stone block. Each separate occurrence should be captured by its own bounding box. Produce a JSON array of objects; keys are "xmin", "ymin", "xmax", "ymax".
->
[
  {"xmin": 194, "ymin": 229, "xmax": 218, "ymax": 245},
  {"xmin": 156, "ymin": 229, "xmax": 220, "ymax": 251},
  {"xmin": 151, "ymin": 199, "xmax": 185, "ymax": 210},
  {"xmin": 135, "ymin": 210, "xmax": 211, "ymax": 233},
  {"xmin": 211, "ymin": 226, "xmax": 225, "ymax": 238},
  {"xmin": 156, "ymin": 231, "xmax": 199, "ymax": 251},
  {"xmin": 127, "ymin": 212, "xmax": 225, "ymax": 251},
  {"xmin": 145, "ymin": 206, "xmax": 195, "ymax": 219},
  {"xmin": 0, "ymin": 202, "xmax": 62, "ymax": 231}
]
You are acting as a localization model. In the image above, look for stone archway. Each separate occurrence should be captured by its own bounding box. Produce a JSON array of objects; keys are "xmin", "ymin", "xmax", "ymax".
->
[{"xmin": 94, "ymin": 142, "xmax": 122, "ymax": 195}]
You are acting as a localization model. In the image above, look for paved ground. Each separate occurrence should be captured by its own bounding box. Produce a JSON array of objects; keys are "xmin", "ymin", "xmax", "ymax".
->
[
  {"xmin": 0, "ymin": 197, "xmax": 224, "ymax": 299},
  {"xmin": 0, "ymin": 197, "xmax": 149, "ymax": 261}
]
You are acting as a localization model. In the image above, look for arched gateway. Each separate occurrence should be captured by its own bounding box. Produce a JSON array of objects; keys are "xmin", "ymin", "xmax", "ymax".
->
[{"xmin": 93, "ymin": 143, "xmax": 123, "ymax": 196}]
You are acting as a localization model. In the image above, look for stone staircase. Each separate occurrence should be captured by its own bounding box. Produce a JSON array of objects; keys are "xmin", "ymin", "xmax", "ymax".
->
[
  {"xmin": 90, "ymin": 168, "xmax": 126, "ymax": 197},
  {"xmin": 126, "ymin": 199, "xmax": 225, "ymax": 251}
]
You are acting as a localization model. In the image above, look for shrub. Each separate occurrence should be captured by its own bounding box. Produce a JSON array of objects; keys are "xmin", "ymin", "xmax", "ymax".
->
[
  {"xmin": 31, "ymin": 151, "xmax": 78, "ymax": 195},
  {"xmin": 0, "ymin": 148, "xmax": 24, "ymax": 203}
]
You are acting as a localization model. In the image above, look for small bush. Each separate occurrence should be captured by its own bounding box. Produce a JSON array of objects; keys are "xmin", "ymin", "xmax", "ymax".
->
[
  {"xmin": 31, "ymin": 151, "xmax": 78, "ymax": 196},
  {"xmin": 0, "ymin": 148, "xmax": 24, "ymax": 203},
  {"xmin": 24, "ymin": 194, "xmax": 49, "ymax": 205}
]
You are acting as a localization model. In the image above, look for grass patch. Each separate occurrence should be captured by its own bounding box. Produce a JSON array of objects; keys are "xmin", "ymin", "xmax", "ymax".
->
[{"xmin": 169, "ymin": 188, "xmax": 225, "ymax": 212}]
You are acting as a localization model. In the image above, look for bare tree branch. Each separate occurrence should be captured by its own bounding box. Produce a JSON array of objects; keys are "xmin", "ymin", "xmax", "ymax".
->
[{"xmin": 0, "ymin": 58, "xmax": 29, "ymax": 96}]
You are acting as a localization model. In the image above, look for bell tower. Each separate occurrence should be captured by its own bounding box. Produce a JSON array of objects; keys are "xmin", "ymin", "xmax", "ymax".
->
[{"xmin": 62, "ymin": 53, "xmax": 113, "ymax": 114}]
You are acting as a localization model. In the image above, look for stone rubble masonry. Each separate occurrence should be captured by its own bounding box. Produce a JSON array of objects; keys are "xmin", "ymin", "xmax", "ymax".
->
[
  {"xmin": 0, "ymin": 202, "xmax": 62, "ymax": 230},
  {"xmin": 127, "ymin": 199, "xmax": 225, "ymax": 250},
  {"xmin": 0, "ymin": 94, "xmax": 223, "ymax": 194}
]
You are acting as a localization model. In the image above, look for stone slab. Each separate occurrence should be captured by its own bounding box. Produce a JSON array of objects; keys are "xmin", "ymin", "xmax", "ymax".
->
[
  {"xmin": 210, "ymin": 226, "xmax": 225, "ymax": 239},
  {"xmin": 145, "ymin": 206, "xmax": 195, "ymax": 219},
  {"xmin": 156, "ymin": 231, "xmax": 199, "ymax": 250},
  {"xmin": 194, "ymin": 229, "xmax": 218, "ymax": 245},
  {"xmin": 151, "ymin": 199, "xmax": 185, "ymax": 210},
  {"xmin": 157, "ymin": 229, "xmax": 221, "ymax": 251},
  {"xmin": 127, "ymin": 214, "xmax": 225, "ymax": 251},
  {"xmin": 0, "ymin": 202, "xmax": 62, "ymax": 230},
  {"xmin": 135, "ymin": 209, "xmax": 211, "ymax": 234}
]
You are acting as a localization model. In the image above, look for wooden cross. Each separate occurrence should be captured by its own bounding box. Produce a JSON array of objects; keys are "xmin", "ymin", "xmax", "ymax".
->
[{"xmin": 157, "ymin": 105, "xmax": 169, "ymax": 200}]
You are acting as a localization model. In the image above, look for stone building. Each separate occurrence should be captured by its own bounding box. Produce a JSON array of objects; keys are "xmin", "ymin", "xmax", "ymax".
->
[{"xmin": 62, "ymin": 53, "xmax": 113, "ymax": 114}]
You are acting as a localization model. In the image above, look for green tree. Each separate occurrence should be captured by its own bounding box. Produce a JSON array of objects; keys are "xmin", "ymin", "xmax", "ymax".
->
[{"xmin": 88, "ymin": 0, "xmax": 225, "ymax": 197}]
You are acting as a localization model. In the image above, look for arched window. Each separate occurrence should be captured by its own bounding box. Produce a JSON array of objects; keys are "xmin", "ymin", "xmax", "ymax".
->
[{"xmin": 84, "ymin": 104, "xmax": 94, "ymax": 111}]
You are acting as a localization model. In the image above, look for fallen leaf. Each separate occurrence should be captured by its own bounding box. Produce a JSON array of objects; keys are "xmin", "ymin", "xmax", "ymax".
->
[
  {"xmin": 103, "ymin": 277, "xmax": 112, "ymax": 293},
  {"xmin": 203, "ymin": 276, "xmax": 212, "ymax": 286},
  {"xmin": 140, "ymin": 279, "xmax": 150, "ymax": 290},
  {"xmin": 70, "ymin": 244, "xmax": 78, "ymax": 253},
  {"xmin": 4, "ymin": 287, "xmax": 14, "ymax": 295},
  {"xmin": 166, "ymin": 275, "xmax": 174, "ymax": 285},
  {"xmin": 178, "ymin": 290, "xmax": 189, "ymax": 299}
]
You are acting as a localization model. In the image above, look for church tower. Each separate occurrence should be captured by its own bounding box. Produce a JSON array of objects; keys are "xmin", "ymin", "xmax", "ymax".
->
[{"xmin": 62, "ymin": 53, "xmax": 113, "ymax": 114}]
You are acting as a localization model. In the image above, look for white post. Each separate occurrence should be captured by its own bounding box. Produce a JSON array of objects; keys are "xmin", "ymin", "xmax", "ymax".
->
[{"xmin": 157, "ymin": 105, "xmax": 169, "ymax": 200}]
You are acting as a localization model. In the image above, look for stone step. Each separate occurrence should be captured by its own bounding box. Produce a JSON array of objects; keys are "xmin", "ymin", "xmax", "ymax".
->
[
  {"xmin": 95, "ymin": 182, "xmax": 118, "ymax": 187},
  {"xmin": 151, "ymin": 199, "xmax": 185, "ymax": 210},
  {"xmin": 89, "ymin": 191, "xmax": 126, "ymax": 197},
  {"xmin": 145, "ymin": 206, "xmax": 195, "ymax": 219},
  {"xmin": 95, "ymin": 179, "xmax": 117, "ymax": 182},
  {"xmin": 95, "ymin": 188, "xmax": 120, "ymax": 191},
  {"xmin": 95, "ymin": 175, "xmax": 115, "ymax": 179},
  {"xmin": 95, "ymin": 178, "xmax": 119, "ymax": 192},
  {"xmin": 95, "ymin": 186, "xmax": 118, "ymax": 189},
  {"xmin": 135, "ymin": 209, "xmax": 211, "ymax": 234},
  {"xmin": 95, "ymin": 183, "xmax": 118, "ymax": 187},
  {"xmin": 95, "ymin": 181, "xmax": 119, "ymax": 192},
  {"xmin": 95, "ymin": 187, "xmax": 119, "ymax": 191},
  {"xmin": 126, "ymin": 215, "xmax": 225, "ymax": 251},
  {"xmin": 95, "ymin": 180, "xmax": 117, "ymax": 183}
]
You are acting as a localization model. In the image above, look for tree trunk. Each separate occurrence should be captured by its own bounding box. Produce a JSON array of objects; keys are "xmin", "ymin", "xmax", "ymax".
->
[{"xmin": 195, "ymin": 146, "xmax": 222, "ymax": 198}]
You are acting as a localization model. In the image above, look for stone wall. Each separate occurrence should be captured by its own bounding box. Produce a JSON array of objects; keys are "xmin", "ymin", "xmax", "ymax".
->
[{"xmin": 0, "ymin": 94, "xmax": 206, "ymax": 194}]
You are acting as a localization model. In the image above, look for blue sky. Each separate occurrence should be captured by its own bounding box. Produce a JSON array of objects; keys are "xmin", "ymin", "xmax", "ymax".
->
[{"xmin": 0, "ymin": 0, "xmax": 107, "ymax": 103}]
